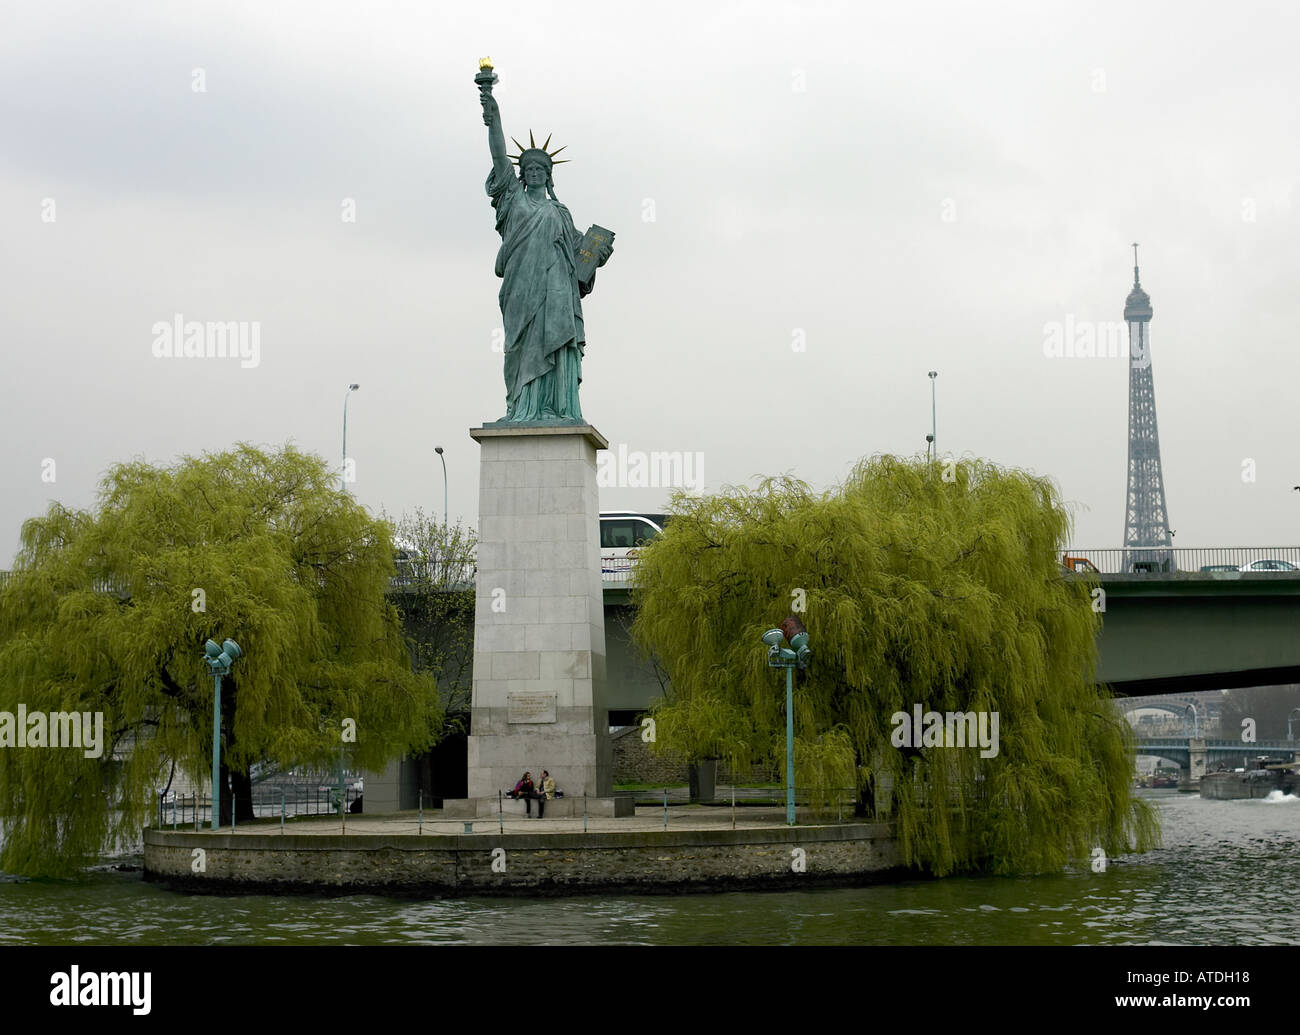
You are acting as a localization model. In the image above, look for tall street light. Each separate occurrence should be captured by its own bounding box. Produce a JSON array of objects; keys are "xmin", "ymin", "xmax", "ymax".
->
[
  {"xmin": 435, "ymin": 446, "xmax": 448, "ymax": 528},
  {"xmin": 335, "ymin": 380, "xmax": 359, "ymax": 816},
  {"xmin": 928, "ymin": 371, "xmax": 938, "ymax": 460},
  {"xmin": 204, "ymin": 637, "xmax": 242, "ymax": 830},
  {"xmin": 341, "ymin": 383, "xmax": 360, "ymax": 492},
  {"xmin": 763, "ymin": 616, "xmax": 812, "ymax": 826}
]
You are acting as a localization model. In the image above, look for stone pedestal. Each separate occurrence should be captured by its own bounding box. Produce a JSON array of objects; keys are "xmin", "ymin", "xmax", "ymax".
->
[{"xmin": 462, "ymin": 423, "xmax": 614, "ymax": 802}]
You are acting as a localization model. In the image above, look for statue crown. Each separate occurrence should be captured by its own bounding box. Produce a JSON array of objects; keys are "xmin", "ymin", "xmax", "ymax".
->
[{"xmin": 509, "ymin": 130, "xmax": 569, "ymax": 171}]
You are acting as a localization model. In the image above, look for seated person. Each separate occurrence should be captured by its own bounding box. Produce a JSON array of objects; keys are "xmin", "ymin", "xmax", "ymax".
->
[
  {"xmin": 537, "ymin": 770, "xmax": 557, "ymax": 817},
  {"xmin": 509, "ymin": 772, "xmax": 536, "ymax": 815}
]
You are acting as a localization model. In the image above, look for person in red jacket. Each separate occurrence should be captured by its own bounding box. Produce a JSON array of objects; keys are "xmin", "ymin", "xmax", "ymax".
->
[{"xmin": 511, "ymin": 772, "xmax": 536, "ymax": 816}]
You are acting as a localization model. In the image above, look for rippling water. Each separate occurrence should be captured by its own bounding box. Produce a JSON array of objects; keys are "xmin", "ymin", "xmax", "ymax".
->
[{"xmin": 2, "ymin": 790, "xmax": 1296, "ymax": 945}]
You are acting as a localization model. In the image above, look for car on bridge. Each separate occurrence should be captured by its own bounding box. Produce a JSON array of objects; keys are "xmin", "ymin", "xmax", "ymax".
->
[
  {"xmin": 1200, "ymin": 564, "xmax": 1238, "ymax": 572},
  {"xmin": 1238, "ymin": 559, "xmax": 1300, "ymax": 572},
  {"xmin": 601, "ymin": 512, "xmax": 668, "ymax": 577}
]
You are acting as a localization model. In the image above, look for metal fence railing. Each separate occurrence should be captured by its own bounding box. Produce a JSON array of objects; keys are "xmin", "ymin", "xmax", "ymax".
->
[
  {"xmin": 0, "ymin": 570, "xmax": 129, "ymax": 594},
  {"xmin": 156, "ymin": 783, "xmax": 362, "ymax": 830},
  {"xmin": 611, "ymin": 785, "xmax": 864, "ymax": 828},
  {"xmin": 1063, "ymin": 546, "xmax": 1300, "ymax": 574}
]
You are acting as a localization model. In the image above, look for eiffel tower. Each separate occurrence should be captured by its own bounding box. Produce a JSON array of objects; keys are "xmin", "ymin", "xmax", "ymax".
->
[{"xmin": 1122, "ymin": 244, "xmax": 1175, "ymax": 572}]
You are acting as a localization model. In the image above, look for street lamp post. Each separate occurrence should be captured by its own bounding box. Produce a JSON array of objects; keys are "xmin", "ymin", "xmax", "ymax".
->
[
  {"xmin": 341, "ymin": 383, "xmax": 359, "ymax": 492},
  {"xmin": 203, "ymin": 638, "xmax": 243, "ymax": 830},
  {"xmin": 928, "ymin": 371, "xmax": 938, "ymax": 459},
  {"xmin": 435, "ymin": 446, "xmax": 448, "ymax": 528},
  {"xmin": 763, "ymin": 616, "xmax": 812, "ymax": 826}
]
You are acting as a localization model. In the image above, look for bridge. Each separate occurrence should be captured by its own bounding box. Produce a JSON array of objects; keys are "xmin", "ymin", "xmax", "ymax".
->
[
  {"xmin": 1115, "ymin": 690, "xmax": 1224, "ymax": 726},
  {"xmin": 1133, "ymin": 736, "xmax": 1299, "ymax": 790},
  {"xmin": 8, "ymin": 546, "xmax": 1300, "ymax": 717},
  {"xmin": 1083, "ymin": 566, "xmax": 1300, "ymax": 695},
  {"xmin": 604, "ymin": 548, "xmax": 1300, "ymax": 711}
]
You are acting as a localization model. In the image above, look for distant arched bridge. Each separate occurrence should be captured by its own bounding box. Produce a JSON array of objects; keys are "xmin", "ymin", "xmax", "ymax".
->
[{"xmin": 1134, "ymin": 737, "xmax": 1298, "ymax": 770}]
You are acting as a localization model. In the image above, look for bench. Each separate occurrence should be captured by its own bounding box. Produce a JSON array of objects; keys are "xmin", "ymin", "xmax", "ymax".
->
[{"xmin": 501, "ymin": 789, "xmax": 563, "ymax": 817}]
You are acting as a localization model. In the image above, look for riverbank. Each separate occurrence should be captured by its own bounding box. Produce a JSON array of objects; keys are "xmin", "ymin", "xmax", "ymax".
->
[
  {"xmin": 7, "ymin": 792, "xmax": 1295, "ymax": 945},
  {"xmin": 143, "ymin": 805, "xmax": 906, "ymax": 896}
]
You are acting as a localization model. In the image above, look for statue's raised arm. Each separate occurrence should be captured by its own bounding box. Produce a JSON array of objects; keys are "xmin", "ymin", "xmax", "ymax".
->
[{"xmin": 477, "ymin": 61, "xmax": 513, "ymax": 182}]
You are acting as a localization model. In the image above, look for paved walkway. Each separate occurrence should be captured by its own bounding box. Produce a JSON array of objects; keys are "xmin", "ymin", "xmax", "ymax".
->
[{"xmin": 192, "ymin": 804, "xmax": 862, "ymax": 837}]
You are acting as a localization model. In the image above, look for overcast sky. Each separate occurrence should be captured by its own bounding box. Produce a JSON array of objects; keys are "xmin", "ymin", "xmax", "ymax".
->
[{"xmin": 3, "ymin": 0, "xmax": 1298, "ymax": 563}]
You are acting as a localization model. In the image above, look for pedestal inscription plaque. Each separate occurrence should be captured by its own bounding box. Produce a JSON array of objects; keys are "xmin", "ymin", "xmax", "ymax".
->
[{"xmin": 507, "ymin": 692, "xmax": 557, "ymax": 724}]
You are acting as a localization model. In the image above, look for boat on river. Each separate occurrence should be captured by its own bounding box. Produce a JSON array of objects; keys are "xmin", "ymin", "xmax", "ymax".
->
[{"xmin": 1200, "ymin": 756, "xmax": 1300, "ymax": 800}]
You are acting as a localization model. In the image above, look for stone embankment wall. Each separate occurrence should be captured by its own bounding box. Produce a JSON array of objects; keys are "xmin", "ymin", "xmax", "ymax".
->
[
  {"xmin": 611, "ymin": 726, "xmax": 686, "ymax": 783},
  {"xmin": 143, "ymin": 824, "xmax": 903, "ymax": 896},
  {"xmin": 611, "ymin": 727, "xmax": 780, "ymax": 785}
]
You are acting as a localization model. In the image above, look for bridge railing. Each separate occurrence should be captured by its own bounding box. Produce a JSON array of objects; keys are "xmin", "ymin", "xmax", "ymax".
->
[
  {"xmin": 1, "ymin": 563, "xmax": 635, "ymax": 594},
  {"xmin": 1135, "ymin": 736, "xmax": 1299, "ymax": 750},
  {"xmin": 600, "ymin": 554, "xmax": 637, "ymax": 583},
  {"xmin": 12, "ymin": 545, "xmax": 1300, "ymax": 593},
  {"xmin": 1064, "ymin": 546, "xmax": 1300, "ymax": 574}
]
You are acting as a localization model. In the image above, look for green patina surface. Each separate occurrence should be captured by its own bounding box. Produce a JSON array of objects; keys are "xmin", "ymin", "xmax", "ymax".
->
[{"xmin": 476, "ymin": 61, "xmax": 613, "ymax": 423}]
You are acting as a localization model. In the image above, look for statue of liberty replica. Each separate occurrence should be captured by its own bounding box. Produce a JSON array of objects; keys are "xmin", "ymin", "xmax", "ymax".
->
[
  {"xmin": 438, "ymin": 60, "xmax": 626, "ymax": 817},
  {"xmin": 477, "ymin": 59, "xmax": 614, "ymax": 423}
]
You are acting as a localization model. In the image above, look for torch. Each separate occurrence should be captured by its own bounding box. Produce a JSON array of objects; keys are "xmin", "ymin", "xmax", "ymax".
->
[{"xmin": 475, "ymin": 57, "xmax": 498, "ymax": 94}]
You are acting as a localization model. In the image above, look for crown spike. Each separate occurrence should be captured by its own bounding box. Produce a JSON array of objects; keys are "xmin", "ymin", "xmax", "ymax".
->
[{"xmin": 507, "ymin": 133, "xmax": 571, "ymax": 170}]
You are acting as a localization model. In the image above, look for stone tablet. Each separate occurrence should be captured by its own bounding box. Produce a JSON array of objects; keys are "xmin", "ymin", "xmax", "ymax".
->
[{"xmin": 507, "ymin": 692, "xmax": 557, "ymax": 724}]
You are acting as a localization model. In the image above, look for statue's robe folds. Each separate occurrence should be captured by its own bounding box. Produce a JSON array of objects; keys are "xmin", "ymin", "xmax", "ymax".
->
[{"xmin": 487, "ymin": 165, "xmax": 589, "ymax": 422}]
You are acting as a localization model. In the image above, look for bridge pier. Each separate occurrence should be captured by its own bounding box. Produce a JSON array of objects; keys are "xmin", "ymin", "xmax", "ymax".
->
[{"xmin": 1179, "ymin": 738, "xmax": 1207, "ymax": 791}]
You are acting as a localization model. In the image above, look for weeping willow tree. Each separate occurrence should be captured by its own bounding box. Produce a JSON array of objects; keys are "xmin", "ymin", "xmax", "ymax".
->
[
  {"xmin": 0, "ymin": 443, "xmax": 441, "ymax": 876},
  {"xmin": 631, "ymin": 455, "xmax": 1158, "ymax": 876}
]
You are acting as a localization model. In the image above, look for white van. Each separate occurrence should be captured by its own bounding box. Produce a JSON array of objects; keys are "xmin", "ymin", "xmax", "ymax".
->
[{"xmin": 599, "ymin": 512, "xmax": 667, "ymax": 577}]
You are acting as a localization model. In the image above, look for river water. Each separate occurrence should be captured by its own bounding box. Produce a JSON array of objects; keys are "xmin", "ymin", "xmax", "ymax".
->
[{"xmin": 1, "ymin": 790, "xmax": 1296, "ymax": 946}]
